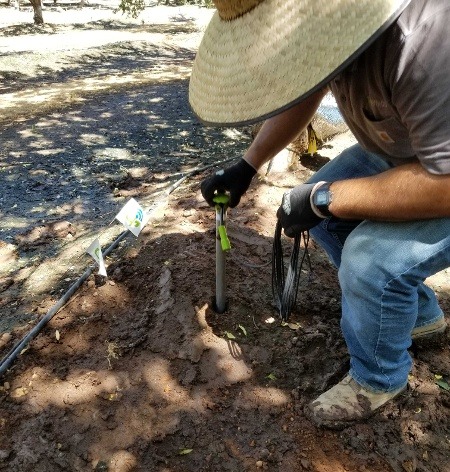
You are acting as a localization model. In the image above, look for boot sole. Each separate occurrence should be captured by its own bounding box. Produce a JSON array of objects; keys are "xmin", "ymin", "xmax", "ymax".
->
[{"xmin": 411, "ymin": 319, "xmax": 447, "ymax": 340}]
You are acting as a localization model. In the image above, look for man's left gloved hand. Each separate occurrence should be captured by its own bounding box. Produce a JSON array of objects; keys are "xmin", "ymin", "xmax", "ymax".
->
[{"xmin": 276, "ymin": 183, "xmax": 323, "ymax": 237}]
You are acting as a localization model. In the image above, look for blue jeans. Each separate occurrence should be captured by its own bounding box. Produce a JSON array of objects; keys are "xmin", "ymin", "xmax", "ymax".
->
[{"xmin": 307, "ymin": 144, "xmax": 450, "ymax": 392}]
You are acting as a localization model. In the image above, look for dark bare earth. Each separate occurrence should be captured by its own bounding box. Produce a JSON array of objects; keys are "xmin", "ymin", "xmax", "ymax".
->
[{"xmin": 0, "ymin": 3, "xmax": 449, "ymax": 472}]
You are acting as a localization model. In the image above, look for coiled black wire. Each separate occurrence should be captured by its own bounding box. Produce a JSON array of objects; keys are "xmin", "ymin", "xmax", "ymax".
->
[{"xmin": 272, "ymin": 220, "xmax": 311, "ymax": 322}]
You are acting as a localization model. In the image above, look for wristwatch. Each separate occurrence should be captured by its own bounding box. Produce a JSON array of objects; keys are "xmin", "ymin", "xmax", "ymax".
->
[{"xmin": 312, "ymin": 182, "xmax": 333, "ymax": 217}]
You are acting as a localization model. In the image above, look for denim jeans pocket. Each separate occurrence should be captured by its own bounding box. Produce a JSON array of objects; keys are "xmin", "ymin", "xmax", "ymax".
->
[{"xmin": 325, "ymin": 217, "xmax": 362, "ymax": 247}]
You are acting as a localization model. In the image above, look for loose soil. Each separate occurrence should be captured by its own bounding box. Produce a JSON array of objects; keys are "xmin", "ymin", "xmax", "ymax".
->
[{"xmin": 0, "ymin": 3, "xmax": 449, "ymax": 472}]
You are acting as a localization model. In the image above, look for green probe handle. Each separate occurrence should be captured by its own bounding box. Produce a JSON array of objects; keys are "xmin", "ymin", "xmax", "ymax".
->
[
  {"xmin": 212, "ymin": 194, "xmax": 230, "ymax": 206},
  {"xmin": 213, "ymin": 194, "xmax": 231, "ymax": 252},
  {"xmin": 218, "ymin": 225, "xmax": 231, "ymax": 251}
]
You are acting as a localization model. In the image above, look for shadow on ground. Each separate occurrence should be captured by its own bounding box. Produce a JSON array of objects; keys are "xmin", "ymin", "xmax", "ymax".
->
[{"xmin": 0, "ymin": 78, "xmax": 252, "ymax": 332}]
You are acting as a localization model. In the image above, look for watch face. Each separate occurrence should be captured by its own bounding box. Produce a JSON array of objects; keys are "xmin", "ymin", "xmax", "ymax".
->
[{"xmin": 315, "ymin": 191, "xmax": 329, "ymax": 206}]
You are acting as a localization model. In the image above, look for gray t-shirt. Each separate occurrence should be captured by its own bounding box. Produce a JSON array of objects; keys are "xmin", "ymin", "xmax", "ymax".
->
[{"xmin": 329, "ymin": 0, "xmax": 450, "ymax": 175}]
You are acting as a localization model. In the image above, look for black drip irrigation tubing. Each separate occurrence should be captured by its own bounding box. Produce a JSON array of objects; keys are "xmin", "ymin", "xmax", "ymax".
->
[
  {"xmin": 0, "ymin": 230, "xmax": 129, "ymax": 377},
  {"xmin": 0, "ymin": 156, "xmax": 236, "ymax": 378}
]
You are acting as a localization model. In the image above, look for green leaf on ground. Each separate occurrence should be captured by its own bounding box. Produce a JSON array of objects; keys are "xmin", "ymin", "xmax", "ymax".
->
[
  {"xmin": 281, "ymin": 321, "xmax": 302, "ymax": 330},
  {"xmin": 238, "ymin": 325, "xmax": 247, "ymax": 336},
  {"xmin": 179, "ymin": 449, "xmax": 193, "ymax": 455},
  {"xmin": 435, "ymin": 379, "xmax": 450, "ymax": 391}
]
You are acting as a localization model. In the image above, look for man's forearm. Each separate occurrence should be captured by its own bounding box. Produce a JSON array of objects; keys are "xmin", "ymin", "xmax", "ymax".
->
[
  {"xmin": 330, "ymin": 162, "xmax": 450, "ymax": 220},
  {"xmin": 244, "ymin": 88, "xmax": 327, "ymax": 171}
]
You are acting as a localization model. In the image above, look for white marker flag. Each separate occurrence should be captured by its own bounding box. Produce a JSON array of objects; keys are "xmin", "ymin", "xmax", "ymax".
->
[
  {"xmin": 115, "ymin": 198, "xmax": 149, "ymax": 237},
  {"xmin": 86, "ymin": 238, "xmax": 107, "ymax": 276}
]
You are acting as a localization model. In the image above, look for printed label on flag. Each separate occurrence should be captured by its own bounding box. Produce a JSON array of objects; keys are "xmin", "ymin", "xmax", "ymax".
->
[
  {"xmin": 86, "ymin": 238, "xmax": 107, "ymax": 276},
  {"xmin": 115, "ymin": 198, "xmax": 149, "ymax": 237}
]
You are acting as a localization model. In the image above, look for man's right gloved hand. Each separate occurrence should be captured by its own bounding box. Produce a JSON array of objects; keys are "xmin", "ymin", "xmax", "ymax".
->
[{"xmin": 201, "ymin": 159, "xmax": 257, "ymax": 208}]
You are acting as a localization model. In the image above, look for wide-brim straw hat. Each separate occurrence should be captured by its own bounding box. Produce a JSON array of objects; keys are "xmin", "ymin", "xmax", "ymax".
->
[{"xmin": 189, "ymin": 0, "xmax": 411, "ymax": 126}]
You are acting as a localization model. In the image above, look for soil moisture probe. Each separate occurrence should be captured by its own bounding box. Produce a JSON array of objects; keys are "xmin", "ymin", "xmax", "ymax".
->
[
  {"xmin": 272, "ymin": 221, "xmax": 311, "ymax": 322},
  {"xmin": 213, "ymin": 194, "xmax": 231, "ymax": 313}
]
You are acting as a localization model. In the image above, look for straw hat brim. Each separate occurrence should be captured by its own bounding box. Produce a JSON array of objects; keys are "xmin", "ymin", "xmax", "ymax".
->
[{"xmin": 189, "ymin": 0, "xmax": 410, "ymax": 126}]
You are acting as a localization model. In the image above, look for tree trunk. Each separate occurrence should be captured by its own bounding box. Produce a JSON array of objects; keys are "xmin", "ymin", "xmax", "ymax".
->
[
  {"xmin": 250, "ymin": 123, "xmax": 308, "ymax": 174},
  {"xmin": 29, "ymin": 0, "xmax": 44, "ymax": 24}
]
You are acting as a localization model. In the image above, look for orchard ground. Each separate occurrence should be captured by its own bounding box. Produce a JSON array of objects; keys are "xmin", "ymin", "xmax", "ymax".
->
[{"xmin": 0, "ymin": 3, "xmax": 449, "ymax": 471}]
